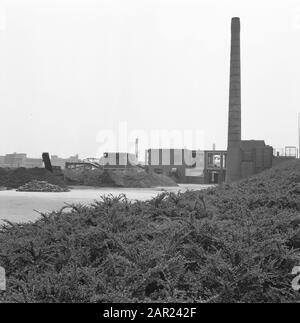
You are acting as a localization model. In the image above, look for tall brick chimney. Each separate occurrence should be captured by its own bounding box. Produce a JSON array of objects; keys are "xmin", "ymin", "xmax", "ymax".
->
[{"xmin": 226, "ymin": 17, "xmax": 242, "ymax": 183}]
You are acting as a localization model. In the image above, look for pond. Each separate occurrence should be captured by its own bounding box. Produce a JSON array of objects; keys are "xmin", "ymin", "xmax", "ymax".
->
[{"xmin": 0, "ymin": 184, "xmax": 211, "ymax": 223}]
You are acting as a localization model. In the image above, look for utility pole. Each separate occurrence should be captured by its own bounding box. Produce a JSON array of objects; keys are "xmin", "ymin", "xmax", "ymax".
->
[{"xmin": 135, "ymin": 138, "xmax": 139, "ymax": 163}]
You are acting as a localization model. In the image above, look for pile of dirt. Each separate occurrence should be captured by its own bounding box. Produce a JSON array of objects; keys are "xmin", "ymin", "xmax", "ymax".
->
[
  {"xmin": 64, "ymin": 167, "xmax": 177, "ymax": 187},
  {"xmin": 107, "ymin": 168, "xmax": 178, "ymax": 187},
  {"xmin": 17, "ymin": 180, "xmax": 69, "ymax": 192},
  {"xmin": 0, "ymin": 167, "xmax": 66, "ymax": 189},
  {"xmin": 64, "ymin": 168, "xmax": 110, "ymax": 186}
]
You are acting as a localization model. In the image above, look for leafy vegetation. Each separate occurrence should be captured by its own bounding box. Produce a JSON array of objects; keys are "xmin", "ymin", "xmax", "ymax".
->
[{"xmin": 0, "ymin": 160, "xmax": 300, "ymax": 303}]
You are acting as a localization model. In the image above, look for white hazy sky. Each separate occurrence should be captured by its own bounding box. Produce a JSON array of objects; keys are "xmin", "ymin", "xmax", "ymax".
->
[{"xmin": 0, "ymin": 0, "xmax": 299, "ymax": 159}]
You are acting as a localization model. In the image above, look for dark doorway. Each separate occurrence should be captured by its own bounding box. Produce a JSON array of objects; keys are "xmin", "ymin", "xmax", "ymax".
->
[{"xmin": 209, "ymin": 171, "xmax": 219, "ymax": 184}]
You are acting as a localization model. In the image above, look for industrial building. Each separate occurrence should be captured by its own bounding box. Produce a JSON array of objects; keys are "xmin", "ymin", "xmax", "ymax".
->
[
  {"xmin": 146, "ymin": 148, "xmax": 225, "ymax": 184},
  {"xmin": 145, "ymin": 18, "xmax": 278, "ymax": 185},
  {"xmin": 100, "ymin": 152, "xmax": 137, "ymax": 168},
  {"xmin": 50, "ymin": 154, "xmax": 80, "ymax": 169},
  {"xmin": 0, "ymin": 153, "xmax": 43, "ymax": 168},
  {"xmin": 146, "ymin": 143, "xmax": 274, "ymax": 184},
  {"xmin": 225, "ymin": 18, "xmax": 274, "ymax": 182}
]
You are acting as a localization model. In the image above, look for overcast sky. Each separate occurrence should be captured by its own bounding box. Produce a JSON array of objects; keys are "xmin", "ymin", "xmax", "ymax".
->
[{"xmin": 0, "ymin": 0, "xmax": 299, "ymax": 159}]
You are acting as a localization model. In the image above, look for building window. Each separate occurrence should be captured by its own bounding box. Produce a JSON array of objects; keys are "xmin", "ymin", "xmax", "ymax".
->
[{"xmin": 207, "ymin": 153, "xmax": 221, "ymax": 168}]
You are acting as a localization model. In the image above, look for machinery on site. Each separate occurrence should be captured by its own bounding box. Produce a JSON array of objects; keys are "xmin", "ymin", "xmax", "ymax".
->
[
  {"xmin": 65, "ymin": 158, "xmax": 101, "ymax": 170},
  {"xmin": 42, "ymin": 152, "xmax": 53, "ymax": 173},
  {"xmin": 42, "ymin": 152, "xmax": 64, "ymax": 179}
]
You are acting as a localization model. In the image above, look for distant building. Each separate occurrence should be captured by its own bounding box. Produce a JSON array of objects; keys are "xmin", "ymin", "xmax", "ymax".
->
[
  {"xmin": 99, "ymin": 152, "xmax": 137, "ymax": 168},
  {"xmin": 240, "ymin": 140, "xmax": 273, "ymax": 178},
  {"xmin": 24, "ymin": 158, "xmax": 44, "ymax": 168},
  {"xmin": 272, "ymin": 146, "xmax": 297, "ymax": 167},
  {"xmin": 3, "ymin": 153, "xmax": 27, "ymax": 168},
  {"xmin": 146, "ymin": 148, "xmax": 203, "ymax": 181},
  {"xmin": 0, "ymin": 156, "xmax": 5, "ymax": 166},
  {"xmin": 284, "ymin": 146, "xmax": 297, "ymax": 158},
  {"xmin": 0, "ymin": 152, "xmax": 80, "ymax": 169},
  {"xmin": 146, "ymin": 144, "xmax": 273, "ymax": 184},
  {"xmin": 146, "ymin": 148, "xmax": 226, "ymax": 184},
  {"xmin": 51, "ymin": 154, "xmax": 80, "ymax": 169},
  {"xmin": 225, "ymin": 18, "xmax": 274, "ymax": 182}
]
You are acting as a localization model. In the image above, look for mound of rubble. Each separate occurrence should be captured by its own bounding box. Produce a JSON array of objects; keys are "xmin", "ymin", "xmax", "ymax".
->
[
  {"xmin": 17, "ymin": 180, "xmax": 69, "ymax": 192},
  {"xmin": 64, "ymin": 167, "xmax": 178, "ymax": 187},
  {"xmin": 0, "ymin": 167, "xmax": 66, "ymax": 189}
]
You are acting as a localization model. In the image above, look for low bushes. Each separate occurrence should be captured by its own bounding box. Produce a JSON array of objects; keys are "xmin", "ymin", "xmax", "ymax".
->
[{"xmin": 0, "ymin": 160, "xmax": 300, "ymax": 303}]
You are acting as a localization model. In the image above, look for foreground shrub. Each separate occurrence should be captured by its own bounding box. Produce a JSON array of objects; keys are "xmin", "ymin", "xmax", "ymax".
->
[{"xmin": 0, "ymin": 160, "xmax": 300, "ymax": 303}]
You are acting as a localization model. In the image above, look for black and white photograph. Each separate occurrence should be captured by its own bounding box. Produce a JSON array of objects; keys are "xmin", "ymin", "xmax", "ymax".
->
[{"xmin": 0, "ymin": 0, "xmax": 300, "ymax": 309}]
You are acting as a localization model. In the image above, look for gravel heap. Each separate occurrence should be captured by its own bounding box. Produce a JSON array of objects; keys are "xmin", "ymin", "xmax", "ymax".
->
[
  {"xmin": 17, "ymin": 180, "xmax": 69, "ymax": 192},
  {"xmin": 0, "ymin": 167, "xmax": 66, "ymax": 189},
  {"xmin": 64, "ymin": 167, "xmax": 178, "ymax": 187}
]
